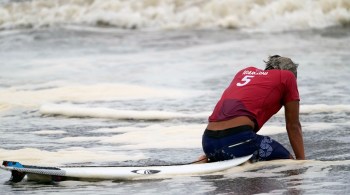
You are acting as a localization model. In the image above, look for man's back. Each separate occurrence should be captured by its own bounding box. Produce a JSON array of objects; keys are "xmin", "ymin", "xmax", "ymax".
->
[{"xmin": 209, "ymin": 66, "xmax": 299, "ymax": 131}]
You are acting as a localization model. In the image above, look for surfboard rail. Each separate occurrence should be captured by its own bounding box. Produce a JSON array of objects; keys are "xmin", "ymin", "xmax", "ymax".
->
[{"xmin": 1, "ymin": 154, "xmax": 252, "ymax": 182}]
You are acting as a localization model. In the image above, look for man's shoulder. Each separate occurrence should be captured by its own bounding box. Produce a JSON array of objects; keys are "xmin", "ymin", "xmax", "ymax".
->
[{"xmin": 260, "ymin": 69, "xmax": 296, "ymax": 79}]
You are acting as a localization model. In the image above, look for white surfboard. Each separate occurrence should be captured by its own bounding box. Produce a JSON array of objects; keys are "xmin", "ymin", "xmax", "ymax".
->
[{"xmin": 1, "ymin": 155, "xmax": 252, "ymax": 182}]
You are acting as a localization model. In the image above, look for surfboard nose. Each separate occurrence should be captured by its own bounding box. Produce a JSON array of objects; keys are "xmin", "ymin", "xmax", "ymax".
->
[{"xmin": 3, "ymin": 161, "xmax": 24, "ymax": 168}]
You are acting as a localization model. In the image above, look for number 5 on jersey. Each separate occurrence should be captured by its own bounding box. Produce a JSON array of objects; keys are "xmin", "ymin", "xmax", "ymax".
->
[{"xmin": 237, "ymin": 75, "xmax": 254, "ymax": 86}]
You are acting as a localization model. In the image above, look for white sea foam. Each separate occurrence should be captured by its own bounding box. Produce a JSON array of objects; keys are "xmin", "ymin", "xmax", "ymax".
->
[
  {"xmin": 40, "ymin": 103, "xmax": 210, "ymax": 120},
  {"xmin": 0, "ymin": 103, "xmax": 11, "ymax": 113},
  {"xmin": 59, "ymin": 124, "xmax": 205, "ymax": 149},
  {"xmin": 259, "ymin": 122, "xmax": 340, "ymax": 135},
  {"xmin": 276, "ymin": 104, "xmax": 350, "ymax": 115},
  {"xmin": 0, "ymin": 147, "xmax": 145, "ymax": 166},
  {"xmin": 228, "ymin": 158, "xmax": 350, "ymax": 178},
  {"xmin": 0, "ymin": 83, "xmax": 190, "ymax": 108},
  {"xmin": 258, "ymin": 125, "xmax": 286, "ymax": 135},
  {"xmin": 301, "ymin": 104, "xmax": 350, "ymax": 114},
  {"xmin": 223, "ymin": 159, "xmax": 350, "ymax": 194},
  {"xmin": 0, "ymin": 0, "xmax": 349, "ymax": 31}
]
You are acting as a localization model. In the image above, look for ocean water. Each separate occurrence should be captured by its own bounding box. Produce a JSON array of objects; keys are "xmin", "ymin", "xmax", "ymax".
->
[{"xmin": 1, "ymin": 0, "xmax": 350, "ymax": 194}]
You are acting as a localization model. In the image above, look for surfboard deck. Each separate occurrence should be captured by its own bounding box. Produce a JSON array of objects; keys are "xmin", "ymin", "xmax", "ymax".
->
[{"xmin": 1, "ymin": 155, "xmax": 252, "ymax": 182}]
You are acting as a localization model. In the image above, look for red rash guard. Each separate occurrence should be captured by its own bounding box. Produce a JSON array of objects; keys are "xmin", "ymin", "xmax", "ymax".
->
[{"xmin": 209, "ymin": 67, "xmax": 300, "ymax": 132}]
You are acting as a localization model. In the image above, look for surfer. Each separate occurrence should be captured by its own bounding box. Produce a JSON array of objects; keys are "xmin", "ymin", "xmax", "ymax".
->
[{"xmin": 200, "ymin": 55, "xmax": 305, "ymax": 163}]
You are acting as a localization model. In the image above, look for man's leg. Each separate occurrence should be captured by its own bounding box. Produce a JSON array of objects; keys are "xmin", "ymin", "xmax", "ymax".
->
[{"xmin": 254, "ymin": 134, "xmax": 292, "ymax": 161}]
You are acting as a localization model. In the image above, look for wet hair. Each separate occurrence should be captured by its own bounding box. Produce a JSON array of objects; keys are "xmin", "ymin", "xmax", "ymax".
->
[{"xmin": 264, "ymin": 55, "xmax": 298, "ymax": 78}]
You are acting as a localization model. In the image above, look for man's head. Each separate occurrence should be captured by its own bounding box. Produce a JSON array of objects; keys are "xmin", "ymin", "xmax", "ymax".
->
[{"xmin": 264, "ymin": 55, "xmax": 298, "ymax": 78}]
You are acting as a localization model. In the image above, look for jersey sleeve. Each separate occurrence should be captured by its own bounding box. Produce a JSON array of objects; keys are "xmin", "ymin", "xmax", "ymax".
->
[{"xmin": 282, "ymin": 71, "xmax": 300, "ymax": 104}]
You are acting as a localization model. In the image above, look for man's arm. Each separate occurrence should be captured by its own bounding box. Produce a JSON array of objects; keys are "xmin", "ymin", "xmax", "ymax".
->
[{"xmin": 284, "ymin": 101, "xmax": 305, "ymax": 160}]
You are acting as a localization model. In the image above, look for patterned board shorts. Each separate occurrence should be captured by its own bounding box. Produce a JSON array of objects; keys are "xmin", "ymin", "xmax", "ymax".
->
[{"xmin": 202, "ymin": 125, "xmax": 291, "ymax": 162}]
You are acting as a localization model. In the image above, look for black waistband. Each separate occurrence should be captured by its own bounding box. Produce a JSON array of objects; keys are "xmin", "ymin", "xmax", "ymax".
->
[{"xmin": 204, "ymin": 125, "xmax": 253, "ymax": 138}]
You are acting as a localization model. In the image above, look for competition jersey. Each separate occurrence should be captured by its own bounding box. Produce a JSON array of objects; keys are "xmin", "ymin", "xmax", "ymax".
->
[{"xmin": 208, "ymin": 67, "xmax": 300, "ymax": 131}]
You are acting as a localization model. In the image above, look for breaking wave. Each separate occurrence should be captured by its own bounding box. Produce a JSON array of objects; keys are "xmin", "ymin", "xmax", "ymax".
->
[{"xmin": 1, "ymin": 0, "xmax": 350, "ymax": 31}]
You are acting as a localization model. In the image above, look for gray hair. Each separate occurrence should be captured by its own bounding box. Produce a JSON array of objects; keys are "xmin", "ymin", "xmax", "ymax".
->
[{"xmin": 264, "ymin": 55, "xmax": 298, "ymax": 78}]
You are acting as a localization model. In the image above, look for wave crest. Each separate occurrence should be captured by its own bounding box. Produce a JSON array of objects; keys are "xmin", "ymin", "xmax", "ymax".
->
[{"xmin": 1, "ymin": 0, "xmax": 350, "ymax": 31}]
